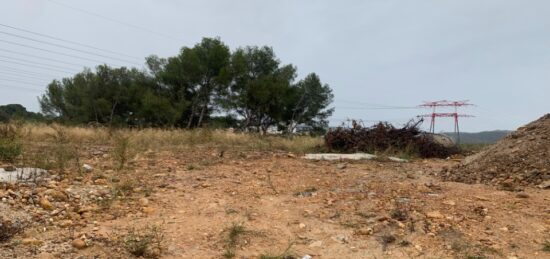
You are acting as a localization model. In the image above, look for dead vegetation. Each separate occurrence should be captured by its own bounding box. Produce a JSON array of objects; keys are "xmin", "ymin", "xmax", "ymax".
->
[
  {"xmin": 123, "ymin": 225, "xmax": 165, "ymax": 258},
  {"xmin": 325, "ymin": 120, "xmax": 459, "ymax": 158}
]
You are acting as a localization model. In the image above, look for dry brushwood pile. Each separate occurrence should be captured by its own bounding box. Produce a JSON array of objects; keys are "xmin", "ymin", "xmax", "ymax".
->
[
  {"xmin": 325, "ymin": 120, "xmax": 458, "ymax": 158},
  {"xmin": 442, "ymin": 114, "xmax": 550, "ymax": 188}
]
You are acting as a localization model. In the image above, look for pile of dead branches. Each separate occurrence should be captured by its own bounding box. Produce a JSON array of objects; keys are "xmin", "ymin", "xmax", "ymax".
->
[{"xmin": 325, "ymin": 120, "xmax": 458, "ymax": 158}]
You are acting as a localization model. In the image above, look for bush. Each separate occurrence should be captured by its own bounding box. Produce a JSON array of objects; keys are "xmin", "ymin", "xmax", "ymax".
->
[
  {"xmin": 0, "ymin": 123, "xmax": 22, "ymax": 163},
  {"xmin": 325, "ymin": 120, "xmax": 459, "ymax": 158},
  {"xmin": 124, "ymin": 225, "xmax": 164, "ymax": 258}
]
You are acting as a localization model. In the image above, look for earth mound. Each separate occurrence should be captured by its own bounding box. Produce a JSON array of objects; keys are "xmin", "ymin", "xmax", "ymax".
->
[{"xmin": 442, "ymin": 114, "xmax": 550, "ymax": 188}]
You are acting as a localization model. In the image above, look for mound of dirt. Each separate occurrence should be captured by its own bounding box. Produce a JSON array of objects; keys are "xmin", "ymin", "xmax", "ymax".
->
[{"xmin": 442, "ymin": 114, "xmax": 550, "ymax": 188}]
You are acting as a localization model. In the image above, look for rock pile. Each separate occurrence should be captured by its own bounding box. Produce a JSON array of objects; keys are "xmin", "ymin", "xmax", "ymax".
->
[{"xmin": 442, "ymin": 114, "xmax": 550, "ymax": 188}]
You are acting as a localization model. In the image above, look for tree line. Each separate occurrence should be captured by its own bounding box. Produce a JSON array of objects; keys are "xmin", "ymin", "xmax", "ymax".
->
[{"xmin": 39, "ymin": 38, "xmax": 334, "ymax": 134}]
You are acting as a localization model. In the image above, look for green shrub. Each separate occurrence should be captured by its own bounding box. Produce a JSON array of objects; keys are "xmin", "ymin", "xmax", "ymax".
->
[{"xmin": 0, "ymin": 123, "xmax": 22, "ymax": 163}]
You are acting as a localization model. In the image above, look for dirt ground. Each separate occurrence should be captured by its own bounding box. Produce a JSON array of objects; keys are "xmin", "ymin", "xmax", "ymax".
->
[{"xmin": 1, "ymin": 147, "xmax": 549, "ymax": 259}]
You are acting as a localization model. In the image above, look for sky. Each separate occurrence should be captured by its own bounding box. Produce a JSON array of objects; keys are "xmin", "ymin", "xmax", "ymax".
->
[{"xmin": 1, "ymin": 0, "xmax": 549, "ymax": 132}]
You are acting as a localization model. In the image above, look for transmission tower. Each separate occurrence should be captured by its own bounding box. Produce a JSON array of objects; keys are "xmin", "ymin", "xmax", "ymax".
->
[{"xmin": 417, "ymin": 100, "xmax": 474, "ymax": 144}]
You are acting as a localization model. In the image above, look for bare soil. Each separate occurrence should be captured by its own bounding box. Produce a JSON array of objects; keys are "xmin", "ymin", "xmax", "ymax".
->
[{"xmin": 1, "ymin": 148, "xmax": 549, "ymax": 259}]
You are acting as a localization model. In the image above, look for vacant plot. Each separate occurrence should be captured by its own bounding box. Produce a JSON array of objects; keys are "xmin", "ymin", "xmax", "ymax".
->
[{"xmin": 0, "ymin": 124, "xmax": 548, "ymax": 258}]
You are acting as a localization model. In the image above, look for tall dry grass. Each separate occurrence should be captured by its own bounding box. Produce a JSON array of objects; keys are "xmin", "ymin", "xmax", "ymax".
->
[{"xmin": 18, "ymin": 123, "xmax": 323, "ymax": 154}]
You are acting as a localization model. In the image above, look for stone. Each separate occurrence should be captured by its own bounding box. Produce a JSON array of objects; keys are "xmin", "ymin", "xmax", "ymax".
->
[
  {"xmin": 309, "ymin": 240, "xmax": 323, "ymax": 247},
  {"xmin": 538, "ymin": 180, "xmax": 550, "ymax": 189},
  {"xmin": 71, "ymin": 239, "xmax": 87, "ymax": 249},
  {"xmin": 426, "ymin": 211, "xmax": 444, "ymax": 219},
  {"xmin": 39, "ymin": 198, "xmax": 54, "ymax": 210},
  {"xmin": 443, "ymin": 200, "xmax": 456, "ymax": 206},
  {"xmin": 82, "ymin": 164, "xmax": 93, "ymax": 173},
  {"xmin": 138, "ymin": 198, "xmax": 149, "ymax": 206},
  {"xmin": 94, "ymin": 179, "xmax": 108, "ymax": 185},
  {"xmin": 336, "ymin": 163, "xmax": 347, "ymax": 170},
  {"xmin": 142, "ymin": 207, "xmax": 155, "ymax": 214},
  {"xmin": 44, "ymin": 189, "xmax": 68, "ymax": 202},
  {"xmin": 58, "ymin": 220, "xmax": 73, "ymax": 228},
  {"xmin": 22, "ymin": 238, "xmax": 43, "ymax": 246}
]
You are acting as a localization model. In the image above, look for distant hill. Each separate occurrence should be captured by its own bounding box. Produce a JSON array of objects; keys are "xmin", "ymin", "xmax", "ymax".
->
[
  {"xmin": 442, "ymin": 130, "xmax": 512, "ymax": 144},
  {"xmin": 0, "ymin": 104, "xmax": 44, "ymax": 122}
]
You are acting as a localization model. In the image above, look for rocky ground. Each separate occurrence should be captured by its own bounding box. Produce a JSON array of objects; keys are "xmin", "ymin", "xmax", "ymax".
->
[{"xmin": 1, "ymin": 147, "xmax": 549, "ymax": 259}]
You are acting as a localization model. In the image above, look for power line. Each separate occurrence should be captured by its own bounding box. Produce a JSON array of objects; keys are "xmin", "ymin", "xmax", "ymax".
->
[
  {"xmin": 0, "ymin": 30, "xmax": 142, "ymax": 66},
  {"xmin": 0, "ymin": 23, "xmax": 142, "ymax": 61},
  {"xmin": 46, "ymin": 0, "xmax": 183, "ymax": 43},
  {"xmin": 0, "ymin": 48, "xmax": 88, "ymax": 67},
  {"xmin": 0, "ymin": 39, "xmax": 118, "ymax": 65},
  {"xmin": 336, "ymin": 106, "xmax": 418, "ymax": 110},
  {"xmin": 0, "ymin": 84, "xmax": 43, "ymax": 92},
  {"xmin": 0, "ymin": 78, "xmax": 46, "ymax": 87},
  {"xmin": 0, "ymin": 54, "xmax": 79, "ymax": 71},
  {"xmin": 0, "ymin": 59, "xmax": 76, "ymax": 74},
  {"xmin": 0, "ymin": 71, "xmax": 52, "ymax": 81},
  {"xmin": 0, "ymin": 65, "xmax": 61, "ymax": 78}
]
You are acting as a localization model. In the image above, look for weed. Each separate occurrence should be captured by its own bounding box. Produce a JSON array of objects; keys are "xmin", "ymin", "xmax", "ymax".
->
[
  {"xmin": 390, "ymin": 208, "xmax": 408, "ymax": 221},
  {"xmin": 260, "ymin": 242, "xmax": 296, "ymax": 259},
  {"xmin": 0, "ymin": 218, "xmax": 25, "ymax": 243},
  {"xmin": 294, "ymin": 187, "xmax": 317, "ymax": 197},
  {"xmin": 48, "ymin": 125, "xmax": 78, "ymax": 172},
  {"xmin": 225, "ymin": 208, "xmax": 238, "ymax": 214},
  {"xmin": 378, "ymin": 234, "xmax": 396, "ymax": 251},
  {"xmin": 223, "ymin": 223, "xmax": 246, "ymax": 258},
  {"xmin": 112, "ymin": 133, "xmax": 132, "ymax": 170},
  {"xmin": 124, "ymin": 225, "xmax": 164, "ymax": 258},
  {"xmin": 0, "ymin": 123, "xmax": 22, "ymax": 163},
  {"xmin": 543, "ymin": 241, "xmax": 550, "ymax": 252}
]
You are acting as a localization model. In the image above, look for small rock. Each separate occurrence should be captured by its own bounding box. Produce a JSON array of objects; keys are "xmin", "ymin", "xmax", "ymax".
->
[
  {"xmin": 299, "ymin": 223, "xmax": 306, "ymax": 229},
  {"xmin": 82, "ymin": 164, "xmax": 93, "ymax": 173},
  {"xmin": 22, "ymin": 238, "xmax": 43, "ymax": 246},
  {"xmin": 426, "ymin": 211, "xmax": 444, "ymax": 219},
  {"xmin": 58, "ymin": 220, "xmax": 73, "ymax": 228},
  {"xmin": 538, "ymin": 180, "xmax": 550, "ymax": 189},
  {"xmin": 71, "ymin": 239, "xmax": 87, "ymax": 249},
  {"xmin": 443, "ymin": 200, "xmax": 456, "ymax": 206},
  {"xmin": 142, "ymin": 207, "xmax": 155, "ymax": 214},
  {"xmin": 355, "ymin": 227, "xmax": 374, "ymax": 235},
  {"xmin": 516, "ymin": 193, "xmax": 529, "ymax": 198},
  {"xmin": 309, "ymin": 240, "xmax": 323, "ymax": 247},
  {"xmin": 139, "ymin": 198, "xmax": 149, "ymax": 206},
  {"xmin": 44, "ymin": 189, "xmax": 68, "ymax": 202},
  {"xmin": 39, "ymin": 198, "xmax": 54, "ymax": 210},
  {"xmin": 336, "ymin": 163, "xmax": 347, "ymax": 170},
  {"xmin": 331, "ymin": 234, "xmax": 349, "ymax": 244},
  {"xmin": 302, "ymin": 255, "xmax": 313, "ymax": 259},
  {"xmin": 94, "ymin": 179, "xmax": 108, "ymax": 185}
]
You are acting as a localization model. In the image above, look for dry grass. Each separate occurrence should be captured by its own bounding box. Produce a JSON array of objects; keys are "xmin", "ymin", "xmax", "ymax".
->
[{"xmin": 17, "ymin": 123, "xmax": 322, "ymax": 156}]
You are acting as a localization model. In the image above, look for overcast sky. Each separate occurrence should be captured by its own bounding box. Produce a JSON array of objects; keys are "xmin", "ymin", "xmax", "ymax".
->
[{"xmin": 1, "ymin": 0, "xmax": 549, "ymax": 132}]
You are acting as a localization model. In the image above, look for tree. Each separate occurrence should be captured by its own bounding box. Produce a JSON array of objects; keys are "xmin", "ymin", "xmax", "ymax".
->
[
  {"xmin": 226, "ymin": 46, "xmax": 297, "ymax": 133},
  {"xmin": 150, "ymin": 37, "xmax": 231, "ymax": 128},
  {"xmin": 283, "ymin": 73, "xmax": 334, "ymax": 133}
]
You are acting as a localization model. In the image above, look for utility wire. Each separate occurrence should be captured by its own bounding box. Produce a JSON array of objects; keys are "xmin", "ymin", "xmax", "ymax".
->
[
  {"xmin": 0, "ymin": 48, "xmax": 88, "ymax": 67},
  {"xmin": 0, "ymin": 54, "xmax": 79, "ymax": 71},
  {"xmin": 46, "ymin": 0, "xmax": 183, "ymax": 43},
  {"xmin": 0, "ymin": 59, "xmax": 75, "ymax": 74},
  {"xmin": 0, "ymin": 71, "xmax": 52, "ymax": 81},
  {"xmin": 336, "ymin": 106, "xmax": 419, "ymax": 110},
  {"xmin": 0, "ymin": 78, "xmax": 46, "ymax": 87},
  {"xmin": 0, "ymin": 30, "xmax": 141, "ymax": 65},
  {"xmin": 0, "ymin": 65, "xmax": 61, "ymax": 78},
  {"xmin": 0, "ymin": 84, "xmax": 43, "ymax": 92},
  {"xmin": 0, "ymin": 23, "xmax": 142, "ymax": 60},
  {"xmin": 0, "ymin": 39, "xmax": 120, "ymax": 66}
]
